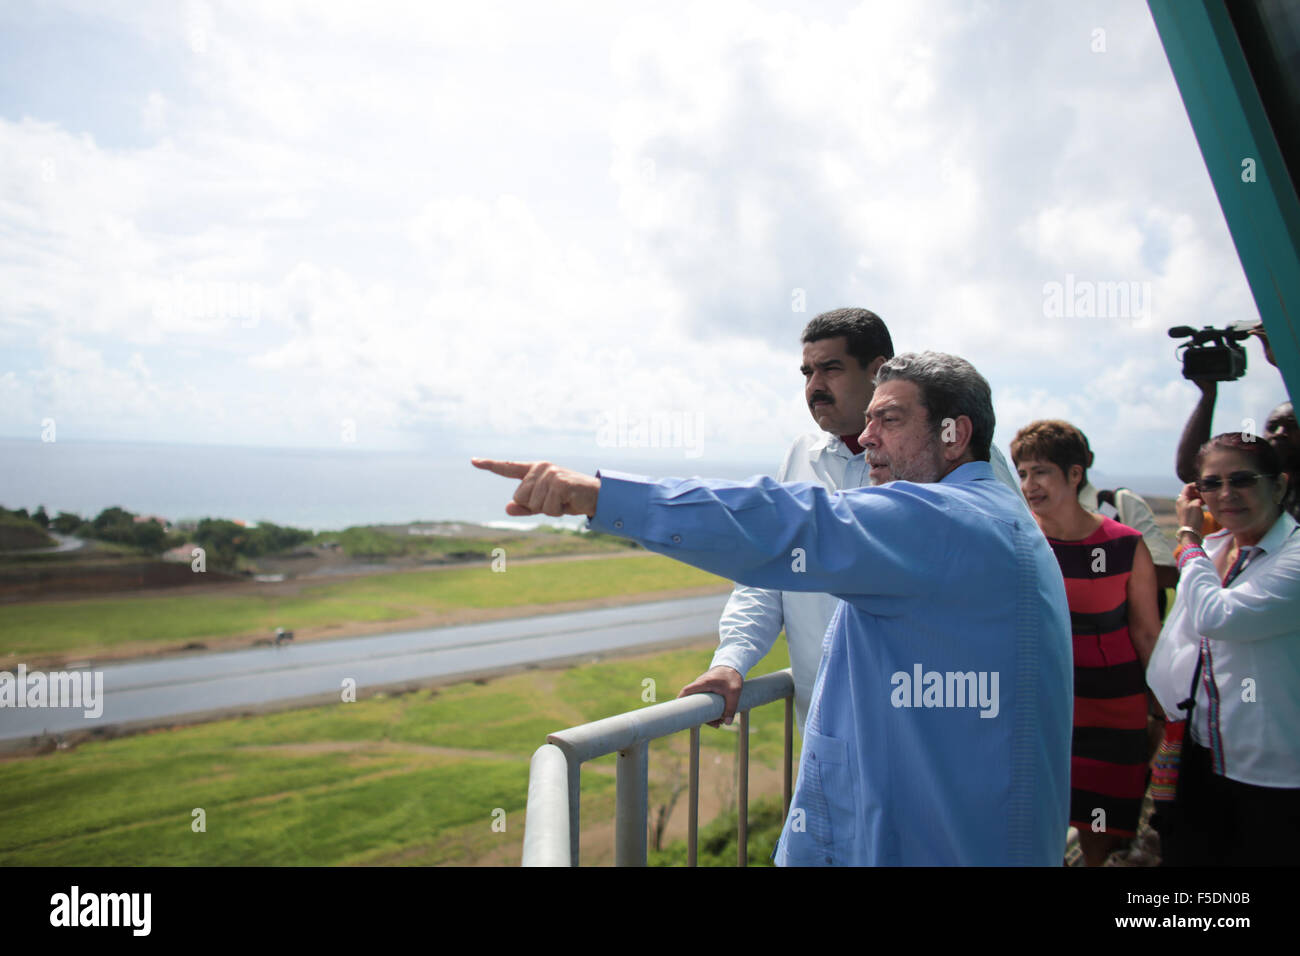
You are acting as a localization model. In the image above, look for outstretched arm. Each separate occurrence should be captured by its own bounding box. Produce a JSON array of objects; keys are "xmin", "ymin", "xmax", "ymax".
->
[{"xmin": 472, "ymin": 458, "xmax": 947, "ymax": 599}]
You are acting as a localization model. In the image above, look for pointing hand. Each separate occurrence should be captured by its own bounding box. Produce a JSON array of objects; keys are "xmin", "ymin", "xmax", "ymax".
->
[{"xmin": 471, "ymin": 459, "xmax": 601, "ymax": 518}]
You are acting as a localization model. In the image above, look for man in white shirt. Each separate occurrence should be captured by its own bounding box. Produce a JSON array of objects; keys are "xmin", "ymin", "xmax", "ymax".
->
[
  {"xmin": 1080, "ymin": 485, "xmax": 1175, "ymax": 564},
  {"xmin": 676, "ymin": 308, "xmax": 1021, "ymax": 731}
]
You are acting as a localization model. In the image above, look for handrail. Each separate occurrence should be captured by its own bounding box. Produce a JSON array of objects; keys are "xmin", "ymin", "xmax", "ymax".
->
[
  {"xmin": 521, "ymin": 668, "xmax": 794, "ymax": 866},
  {"xmin": 521, "ymin": 744, "xmax": 572, "ymax": 866}
]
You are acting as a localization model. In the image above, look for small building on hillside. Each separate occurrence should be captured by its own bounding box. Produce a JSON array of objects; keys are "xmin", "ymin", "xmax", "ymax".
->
[{"xmin": 162, "ymin": 542, "xmax": 200, "ymax": 563}]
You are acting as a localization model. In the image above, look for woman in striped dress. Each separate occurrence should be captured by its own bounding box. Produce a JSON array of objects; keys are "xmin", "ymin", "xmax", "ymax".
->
[{"xmin": 1012, "ymin": 421, "xmax": 1162, "ymax": 866}]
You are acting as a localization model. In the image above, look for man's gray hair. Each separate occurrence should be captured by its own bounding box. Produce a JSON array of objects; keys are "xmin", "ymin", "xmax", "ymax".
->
[{"xmin": 874, "ymin": 351, "xmax": 995, "ymax": 462}]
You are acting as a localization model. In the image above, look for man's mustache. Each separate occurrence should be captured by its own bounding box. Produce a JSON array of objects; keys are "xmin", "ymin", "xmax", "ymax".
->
[{"xmin": 809, "ymin": 392, "xmax": 834, "ymax": 406}]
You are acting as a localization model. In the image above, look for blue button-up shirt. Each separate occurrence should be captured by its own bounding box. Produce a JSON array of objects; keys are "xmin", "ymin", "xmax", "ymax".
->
[
  {"xmin": 713, "ymin": 435, "xmax": 1026, "ymax": 734},
  {"xmin": 590, "ymin": 460, "xmax": 1072, "ymax": 866}
]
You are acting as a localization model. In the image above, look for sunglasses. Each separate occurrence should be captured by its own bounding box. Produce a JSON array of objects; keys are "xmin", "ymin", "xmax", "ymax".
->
[{"xmin": 1194, "ymin": 471, "xmax": 1275, "ymax": 493}]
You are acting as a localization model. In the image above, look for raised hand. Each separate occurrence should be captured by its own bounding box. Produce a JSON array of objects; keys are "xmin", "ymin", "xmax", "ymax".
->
[
  {"xmin": 1249, "ymin": 326, "xmax": 1278, "ymax": 369},
  {"xmin": 471, "ymin": 459, "xmax": 601, "ymax": 517},
  {"xmin": 1175, "ymin": 482, "xmax": 1205, "ymax": 534}
]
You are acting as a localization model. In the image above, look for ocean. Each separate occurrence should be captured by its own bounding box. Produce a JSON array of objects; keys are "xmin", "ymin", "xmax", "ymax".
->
[
  {"xmin": 0, "ymin": 437, "xmax": 1185, "ymax": 533},
  {"xmin": 0, "ymin": 438, "xmax": 775, "ymax": 532}
]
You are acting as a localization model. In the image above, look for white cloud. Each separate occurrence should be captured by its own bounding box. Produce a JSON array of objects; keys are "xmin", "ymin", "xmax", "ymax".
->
[{"xmin": 0, "ymin": 0, "xmax": 1286, "ymax": 478}]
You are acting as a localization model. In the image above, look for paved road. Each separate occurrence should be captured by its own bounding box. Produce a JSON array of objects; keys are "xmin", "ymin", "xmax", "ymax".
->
[
  {"xmin": 0, "ymin": 593, "xmax": 730, "ymax": 744},
  {"xmin": 3, "ymin": 532, "xmax": 86, "ymax": 555}
]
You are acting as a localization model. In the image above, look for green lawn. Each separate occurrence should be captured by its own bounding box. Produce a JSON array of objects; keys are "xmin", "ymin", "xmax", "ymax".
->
[
  {"xmin": 0, "ymin": 640, "xmax": 796, "ymax": 866},
  {"xmin": 0, "ymin": 553, "xmax": 731, "ymax": 661}
]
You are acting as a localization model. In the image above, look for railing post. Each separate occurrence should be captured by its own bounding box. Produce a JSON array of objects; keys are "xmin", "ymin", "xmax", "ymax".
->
[
  {"xmin": 783, "ymin": 696, "xmax": 793, "ymax": 819},
  {"xmin": 688, "ymin": 725, "xmax": 700, "ymax": 867},
  {"xmin": 738, "ymin": 709, "xmax": 749, "ymax": 867},
  {"xmin": 522, "ymin": 744, "xmax": 571, "ymax": 866},
  {"xmin": 615, "ymin": 741, "xmax": 649, "ymax": 866},
  {"xmin": 568, "ymin": 757, "xmax": 582, "ymax": 867}
]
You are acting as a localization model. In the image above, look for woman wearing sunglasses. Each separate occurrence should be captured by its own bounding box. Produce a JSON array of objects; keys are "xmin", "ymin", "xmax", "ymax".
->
[{"xmin": 1147, "ymin": 432, "xmax": 1300, "ymax": 865}]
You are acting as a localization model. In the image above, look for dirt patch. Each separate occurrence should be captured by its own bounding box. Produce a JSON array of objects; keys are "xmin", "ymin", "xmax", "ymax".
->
[{"xmin": 0, "ymin": 559, "xmax": 244, "ymax": 602}]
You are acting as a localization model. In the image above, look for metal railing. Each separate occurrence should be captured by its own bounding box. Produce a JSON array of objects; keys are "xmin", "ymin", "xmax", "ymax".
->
[{"xmin": 521, "ymin": 668, "xmax": 794, "ymax": 866}]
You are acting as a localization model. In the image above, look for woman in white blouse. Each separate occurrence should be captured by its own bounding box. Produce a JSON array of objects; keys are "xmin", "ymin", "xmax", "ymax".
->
[{"xmin": 1147, "ymin": 432, "xmax": 1300, "ymax": 865}]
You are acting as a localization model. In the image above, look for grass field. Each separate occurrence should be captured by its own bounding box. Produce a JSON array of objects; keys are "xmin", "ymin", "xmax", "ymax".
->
[
  {"xmin": 0, "ymin": 640, "xmax": 796, "ymax": 866},
  {"xmin": 0, "ymin": 553, "xmax": 731, "ymax": 661}
]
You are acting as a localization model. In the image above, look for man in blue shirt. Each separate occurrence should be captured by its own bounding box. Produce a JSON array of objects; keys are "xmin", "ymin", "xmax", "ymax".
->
[
  {"xmin": 678, "ymin": 308, "xmax": 1025, "ymax": 735},
  {"xmin": 473, "ymin": 351, "xmax": 1072, "ymax": 865}
]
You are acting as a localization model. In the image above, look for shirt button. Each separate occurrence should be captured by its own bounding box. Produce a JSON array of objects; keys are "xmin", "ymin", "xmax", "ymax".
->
[
  {"xmin": 613, "ymin": 520, "xmax": 624, "ymax": 529},
  {"xmin": 825, "ymin": 856, "xmax": 833, "ymax": 864},
  {"xmin": 671, "ymin": 534, "xmax": 681, "ymax": 543}
]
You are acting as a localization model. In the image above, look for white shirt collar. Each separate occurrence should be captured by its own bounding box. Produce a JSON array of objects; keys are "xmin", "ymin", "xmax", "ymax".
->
[
  {"xmin": 1258, "ymin": 510, "xmax": 1300, "ymax": 553},
  {"xmin": 1204, "ymin": 510, "xmax": 1299, "ymax": 554},
  {"xmin": 809, "ymin": 431, "xmax": 857, "ymax": 461}
]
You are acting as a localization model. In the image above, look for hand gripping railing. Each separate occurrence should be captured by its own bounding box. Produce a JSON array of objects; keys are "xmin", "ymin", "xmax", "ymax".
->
[{"xmin": 521, "ymin": 668, "xmax": 794, "ymax": 866}]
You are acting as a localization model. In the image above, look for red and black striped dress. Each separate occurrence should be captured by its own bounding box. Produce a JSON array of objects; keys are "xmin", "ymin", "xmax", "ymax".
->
[{"xmin": 1046, "ymin": 517, "xmax": 1147, "ymax": 837}]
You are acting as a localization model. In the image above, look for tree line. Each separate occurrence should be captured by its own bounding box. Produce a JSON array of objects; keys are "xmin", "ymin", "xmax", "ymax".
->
[{"xmin": 1, "ymin": 504, "xmax": 312, "ymax": 567}]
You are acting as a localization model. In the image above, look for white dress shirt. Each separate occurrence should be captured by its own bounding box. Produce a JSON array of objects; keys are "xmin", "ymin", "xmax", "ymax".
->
[
  {"xmin": 711, "ymin": 431, "xmax": 1023, "ymax": 732},
  {"xmin": 1147, "ymin": 512, "xmax": 1300, "ymax": 787}
]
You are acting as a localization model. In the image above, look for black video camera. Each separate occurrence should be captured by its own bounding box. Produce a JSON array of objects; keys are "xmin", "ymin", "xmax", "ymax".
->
[{"xmin": 1168, "ymin": 324, "xmax": 1252, "ymax": 382}]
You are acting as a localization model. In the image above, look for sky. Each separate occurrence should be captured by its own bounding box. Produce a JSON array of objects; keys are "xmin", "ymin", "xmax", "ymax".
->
[{"xmin": 0, "ymin": 0, "xmax": 1291, "ymax": 483}]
